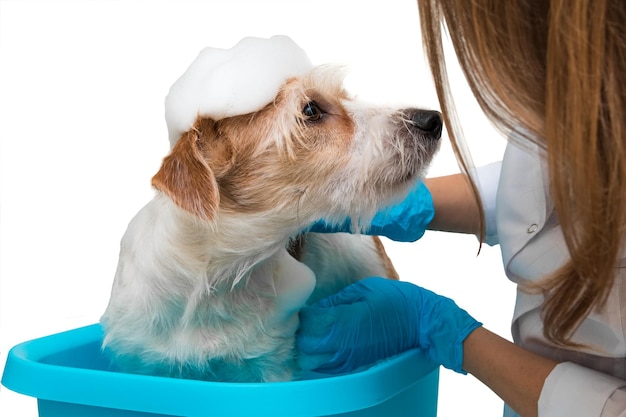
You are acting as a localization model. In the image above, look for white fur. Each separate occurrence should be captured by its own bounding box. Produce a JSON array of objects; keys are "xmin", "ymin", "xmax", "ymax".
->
[{"xmin": 101, "ymin": 65, "xmax": 440, "ymax": 382}]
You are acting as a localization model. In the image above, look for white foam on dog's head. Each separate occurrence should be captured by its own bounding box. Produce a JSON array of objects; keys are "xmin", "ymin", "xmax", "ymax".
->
[{"xmin": 165, "ymin": 35, "xmax": 313, "ymax": 147}]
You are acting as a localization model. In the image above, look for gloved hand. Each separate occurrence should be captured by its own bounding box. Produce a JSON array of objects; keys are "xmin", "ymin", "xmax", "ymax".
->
[
  {"xmin": 297, "ymin": 277, "xmax": 481, "ymax": 374},
  {"xmin": 309, "ymin": 181, "xmax": 434, "ymax": 242}
]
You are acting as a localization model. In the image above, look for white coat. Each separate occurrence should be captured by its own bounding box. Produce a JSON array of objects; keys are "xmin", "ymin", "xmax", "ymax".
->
[{"xmin": 477, "ymin": 136, "xmax": 626, "ymax": 417}]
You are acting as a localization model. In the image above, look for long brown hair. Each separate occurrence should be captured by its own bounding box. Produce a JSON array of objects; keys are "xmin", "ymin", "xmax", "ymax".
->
[{"xmin": 418, "ymin": 0, "xmax": 626, "ymax": 346}]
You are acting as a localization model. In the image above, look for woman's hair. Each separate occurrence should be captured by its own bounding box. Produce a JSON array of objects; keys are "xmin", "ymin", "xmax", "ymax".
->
[{"xmin": 418, "ymin": 0, "xmax": 626, "ymax": 346}]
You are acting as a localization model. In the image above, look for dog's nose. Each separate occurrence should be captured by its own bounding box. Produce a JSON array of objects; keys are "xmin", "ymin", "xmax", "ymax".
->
[{"xmin": 410, "ymin": 110, "xmax": 443, "ymax": 139}]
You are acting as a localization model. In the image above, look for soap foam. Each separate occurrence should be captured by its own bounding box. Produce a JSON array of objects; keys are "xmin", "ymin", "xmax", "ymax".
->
[{"xmin": 165, "ymin": 35, "xmax": 313, "ymax": 147}]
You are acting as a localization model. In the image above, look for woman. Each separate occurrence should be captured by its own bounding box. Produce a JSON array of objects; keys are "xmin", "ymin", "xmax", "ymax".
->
[{"xmin": 297, "ymin": 1, "xmax": 626, "ymax": 416}]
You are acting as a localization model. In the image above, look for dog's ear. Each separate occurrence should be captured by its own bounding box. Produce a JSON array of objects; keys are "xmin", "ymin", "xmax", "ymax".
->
[{"xmin": 152, "ymin": 122, "xmax": 219, "ymax": 221}]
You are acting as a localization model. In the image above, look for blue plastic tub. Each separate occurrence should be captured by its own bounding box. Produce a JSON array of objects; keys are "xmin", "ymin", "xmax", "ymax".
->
[{"xmin": 2, "ymin": 324, "xmax": 439, "ymax": 417}]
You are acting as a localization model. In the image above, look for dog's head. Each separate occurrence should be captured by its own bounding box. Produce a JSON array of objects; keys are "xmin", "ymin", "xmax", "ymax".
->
[{"xmin": 152, "ymin": 66, "xmax": 441, "ymax": 231}]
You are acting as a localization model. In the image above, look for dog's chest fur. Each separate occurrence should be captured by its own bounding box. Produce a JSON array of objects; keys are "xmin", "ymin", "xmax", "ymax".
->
[{"xmin": 101, "ymin": 196, "xmax": 393, "ymax": 382}]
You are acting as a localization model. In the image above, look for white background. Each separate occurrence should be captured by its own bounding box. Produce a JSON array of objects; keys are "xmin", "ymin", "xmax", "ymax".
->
[{"xmin": 0, "ymin": 1, "xmax": 512, "ymax": 416}]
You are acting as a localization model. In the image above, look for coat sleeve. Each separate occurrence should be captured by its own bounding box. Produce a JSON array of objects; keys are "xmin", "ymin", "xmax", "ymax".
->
[
  {"xmin": 538, "ymin": 362, "xmax": 626, "ymax": 416},
  {"xmin": 473, "ymin": 161, "xmax": 502, "ymax": 246}
]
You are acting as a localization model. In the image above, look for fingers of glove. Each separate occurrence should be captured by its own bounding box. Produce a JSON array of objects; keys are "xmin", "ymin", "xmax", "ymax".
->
[
  {"xmin": 297, "ymin": 305, "xmax": 332, "ymax": 340},
  {"xmin": 297, "ymin": 303, "xmax": 360, "ymax": 353},
  {"xmin": 308, "ymin": 278, "xmax": 422, "ymax": 345},
  {"xmin": 297, "ymin": 279, "xmax": 395, "ymax": 357},
  {"xmin": 298, "ymin": 279, "xmax": 424, "ymax": 374},
  {"xmin": 297, "ymin": 303, "xmax": 370, "ymax": 373},
  {"xmin": 310, "ymin": 348, "xmax": 365, "ymax": 374},
  {"xmin": 301, "ymin": 317, "xmax": 384, "ymax": 375},
  {"xmin": 297, "ymin": 351, "xmax": 335, "ymax": 372},
  {"xmin": 309, "ymin": 301, "xmax": 419, "ymax": 375},
  {"xmin": 368, "ymin": 182, "xmax": 434, "ymax": 242}
]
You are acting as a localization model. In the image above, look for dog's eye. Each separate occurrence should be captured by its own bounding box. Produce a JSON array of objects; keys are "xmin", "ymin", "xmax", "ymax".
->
[{"xmin": 302, "ymin": 101, "xmax": 323, "ymax": 122}]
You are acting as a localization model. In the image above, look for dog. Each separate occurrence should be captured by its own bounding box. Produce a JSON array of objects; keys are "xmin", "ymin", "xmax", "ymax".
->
[{"xmin": 101, "ymin": 46, "xmax": 441, "ymax": 382}]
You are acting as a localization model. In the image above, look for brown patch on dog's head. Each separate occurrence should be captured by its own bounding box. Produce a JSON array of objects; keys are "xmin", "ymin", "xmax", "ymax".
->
[{"xmin": 152, "ymin": 66, "xmax": 386, "ymax": 225}]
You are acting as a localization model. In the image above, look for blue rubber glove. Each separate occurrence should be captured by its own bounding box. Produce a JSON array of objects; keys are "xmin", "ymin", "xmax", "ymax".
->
[
  {"xmin": 297, "ymin": 277, "xmax": 481, "ymax": 374},
  {"xmin": 309, "ymin": 181, "xmax": 434, "ymax": 242}
]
